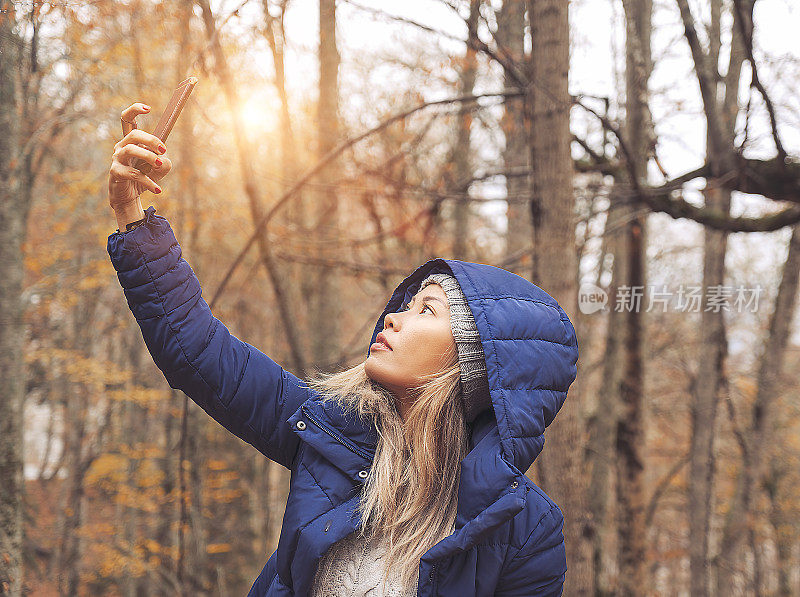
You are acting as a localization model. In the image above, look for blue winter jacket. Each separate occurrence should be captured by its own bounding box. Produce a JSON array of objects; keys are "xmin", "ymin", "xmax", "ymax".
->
[{"xmin": 107, "ymin": 206, "xmax": 579, "ymax": 596}]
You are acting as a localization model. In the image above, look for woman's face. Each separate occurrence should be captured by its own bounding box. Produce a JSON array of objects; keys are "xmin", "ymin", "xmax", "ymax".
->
[{"xmin": 365, "ymin": 282, "xmax": 455, "ymax": 405}]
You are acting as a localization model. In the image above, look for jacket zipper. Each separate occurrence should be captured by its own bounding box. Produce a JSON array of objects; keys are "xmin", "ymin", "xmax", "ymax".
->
[
  {"xmin": 429, "ymin": 563, "xmax": 438, "ymax": 590},
  {"xmin": 301, "ymin": 405, "xmax": 373, "ymax": 461}
]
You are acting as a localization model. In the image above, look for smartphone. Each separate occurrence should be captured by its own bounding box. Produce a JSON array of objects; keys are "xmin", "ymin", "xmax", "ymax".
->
[{"xmin": 131, "ymin": 76, "xmax": 198, "ymax": 174}]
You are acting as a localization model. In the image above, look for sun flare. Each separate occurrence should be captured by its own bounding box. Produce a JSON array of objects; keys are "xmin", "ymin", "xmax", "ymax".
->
[{"xmin": 237, "ymin": 94, "xmax": 278, "ymax": 134}]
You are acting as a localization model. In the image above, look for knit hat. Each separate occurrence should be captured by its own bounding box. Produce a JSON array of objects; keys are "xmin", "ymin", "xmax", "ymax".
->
[{"xmin": 418, "ymin": 273, "xmax": 491, "ymax": 423}]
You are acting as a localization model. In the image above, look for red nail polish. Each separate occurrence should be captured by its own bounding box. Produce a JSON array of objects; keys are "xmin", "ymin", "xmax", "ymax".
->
[
  {"xmin": 154, "ymin": 186, "xmax": 162, "ymax": 194},
  {"xmin": 158, "ymin": 145, "xmax": 166, "ymax": 154},
  {"xmin": 155, "ymin": 158, "xmax": 162, "ymax": 167}
]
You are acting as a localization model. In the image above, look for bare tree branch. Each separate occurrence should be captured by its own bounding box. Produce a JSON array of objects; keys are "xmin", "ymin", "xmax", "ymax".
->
[
  {"xmin": 342, "ymin": 0, "xmax": 527, "ymax": 87},
  {"xmin": 574, "ymin": 96, "xmax": 800, "ymax": 231},
  {"xmin": 208, "ymin": 89, "xmax": 522, "ymax": 306},
  {"xmin": 645, "ymin": 453, "xmax": 690, "ymax": 529},
  {"xmin": 732, "ymin": 0, "xmax": 788, "ymax": 163},
  {"xmin": 675, "ymin": 0, "xmax": 732, "ymax": 170}
]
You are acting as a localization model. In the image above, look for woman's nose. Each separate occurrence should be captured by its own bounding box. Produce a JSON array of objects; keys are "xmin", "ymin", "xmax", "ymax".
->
[{"xmin": 384, "ymin": 312, "xmax": 399, "ymax": 330}]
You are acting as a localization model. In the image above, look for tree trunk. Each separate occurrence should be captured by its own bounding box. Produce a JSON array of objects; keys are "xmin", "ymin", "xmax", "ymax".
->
[
  {"xmin": 765, "ymin": 455, "xmax": 798, "ymax": 597},
  {"xmin": 719, "ymin": 222, "xmax": 800, "ymax": 595},
  {"xmin": 308, "ymin": 0, "xmax": 342, "ymax": 365},
  {"xmin": 55, "ymin": 241, "xmax": 109, "ymax": 595},
  {"xmin": 497, "ymin": 0, "xmax": 531, "ymax": 269},
  {"xmin": 709, "ymin": 3, "xmax": 785, "ymax": 593},
  {"xmin": 0, "ymin": 4, "xmax": 25, "ymax": 594},
  {"xmin": 674, "ymin": 1, "xmax": 745, "ymax": 592},
  {"xmin": 689, "ymin": 168, "xmax": 730, "ymax": 597},
  {"xmin": 448, "ymin": 0, "xmax": 480, "ymax": 260},
  {"xmin": 59, "ymin": 376, "xmax": 88, "ymax": 597},
  {"xmin": 525, "ymin": 1, "xmax": 591, "ymax": 594},
  {"xmin": 262, "ymin": 0, "xmax": 310, "ymax": 357},
  {"xmin": 616, "ymin": 1, "xmax": 652, "ymax": 593},
  {"xmin": 588, "ymin": 184, "xmax": 628, "ymax": 596}
]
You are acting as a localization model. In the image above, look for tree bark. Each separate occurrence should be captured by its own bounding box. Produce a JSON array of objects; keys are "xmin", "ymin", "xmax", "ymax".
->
[
  {"xmin": 588, "ymin": 184, "xmax": 627, "ymax": 596},
  {"xmin": 710, "ymin": 4, "xmax": 789, "ymax": 593},
  {"xmin": 58, "ymin": 340, "xmax": 90, "ymax": 596},
  {"xmin": 717, "ymin": 223, "xmax": 800, "ymax": 595},
  {"xmin": 496, "ymin": 0, "xmax": 532, "ymax": 268},
  {"xmin": 525, "ymin": 1, "xmax": 591, "ymax": 594},
  {"xmin": 674, "ymin": 1, "xmax": 744, "ymax": 593},
  {"xmin": 308, "ymin": 0, "xmax": 343, "ymax": 365},
  {"xmin": 765, "ymin": 456, "xmax": 798, "ymax": 597},
  {"xmin": 262, "ymin": 0, "xmax": 310, "ymax": 358},
  {"xmin": 689, "ymin": 123, "xmax": 731, "ymax": 597},
  {"xmin": 0, "ymin": 4, "xmax": 25, "ymax": 594},
  {"xmin": 448, "ymin": 0, "xmax": 480, "ymax": 260},
  {"xmin": 615, "ymin": 1, "xmax": 652, "ymax": 593}
]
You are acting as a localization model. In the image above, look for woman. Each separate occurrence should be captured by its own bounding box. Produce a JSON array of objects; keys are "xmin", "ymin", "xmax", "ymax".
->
[{"xmin": 107, "ymin": 103, "xmax": 579, "ymax": 596}]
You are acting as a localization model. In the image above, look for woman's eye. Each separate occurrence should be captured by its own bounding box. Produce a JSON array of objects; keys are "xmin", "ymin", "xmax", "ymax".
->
[{"xmin": 399, "ymin": 302, "xmax": 433, "ymax": 314}]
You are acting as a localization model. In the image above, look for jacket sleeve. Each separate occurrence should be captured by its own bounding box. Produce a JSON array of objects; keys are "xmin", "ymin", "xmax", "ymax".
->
[
  {"xmin": 107, "ymin": 206, "xmax": 306, "ymax": 470},
  {"xmin": 494, "ymin": 505, "xmax": 567, "ymax": 596}
]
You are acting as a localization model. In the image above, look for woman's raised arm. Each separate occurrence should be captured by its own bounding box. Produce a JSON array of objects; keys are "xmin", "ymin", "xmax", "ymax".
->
[{"xmin": 105, "ymin": 103, "xmax": 308, "ymax": 470}]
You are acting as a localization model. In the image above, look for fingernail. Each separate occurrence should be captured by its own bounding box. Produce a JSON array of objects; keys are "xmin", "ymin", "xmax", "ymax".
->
[
  {"xmin": 154, "ymin": 186, "xmax": 162, "ymax": 194},
  {"xmin": 143, "ymin": 105, "xmax": 150, "ymax": 111},
  {"xmin": 155, "ymin": 158, "xmax": 162, "ymax": 167},
  {"xmin": 158, "ymin": 145, "xmax": 166, "ymax": 154}
]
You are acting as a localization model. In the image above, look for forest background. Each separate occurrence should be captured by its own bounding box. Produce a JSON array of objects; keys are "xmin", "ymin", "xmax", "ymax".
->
[{"xmin": 1, "ymin": 0, "xmax": 799, "ymax": 595}]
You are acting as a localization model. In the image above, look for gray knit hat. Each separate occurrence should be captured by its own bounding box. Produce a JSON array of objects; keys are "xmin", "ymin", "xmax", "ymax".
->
[{"xmin": 418, "ymin": 273, "xmax": 491, "ymax": 423}]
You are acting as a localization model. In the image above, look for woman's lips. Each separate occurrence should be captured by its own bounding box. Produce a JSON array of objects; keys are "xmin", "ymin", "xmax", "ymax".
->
[{"xmin": 371, "ymin": 333, "xmax": 392, "ymax": 352}]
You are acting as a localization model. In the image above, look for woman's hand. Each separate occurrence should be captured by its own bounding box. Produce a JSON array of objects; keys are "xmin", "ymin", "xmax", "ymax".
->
[{"xmin": 107, "ymin": 102, "xmax": 173, "ymax": 213}]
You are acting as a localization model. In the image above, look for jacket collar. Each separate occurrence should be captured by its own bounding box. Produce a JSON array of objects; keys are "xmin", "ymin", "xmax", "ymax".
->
[{"xmin": 289, "ymin": 394, "xmax": 524, "ymax": 543}]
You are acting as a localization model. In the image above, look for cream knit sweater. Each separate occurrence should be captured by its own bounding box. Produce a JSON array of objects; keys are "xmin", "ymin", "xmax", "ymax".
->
[
  {"xmin": 310, "ymin": 522, "xmax": 455, "ymax": 596},
  {"xmin": 310, "ymin": 530, "xmax": 417, "ymax": 597}
]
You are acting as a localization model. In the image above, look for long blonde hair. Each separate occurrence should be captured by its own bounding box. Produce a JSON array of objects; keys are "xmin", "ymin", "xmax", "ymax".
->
[{"xmin": 305, "ymin": 341, "xmax": 468, "ymax": 592}]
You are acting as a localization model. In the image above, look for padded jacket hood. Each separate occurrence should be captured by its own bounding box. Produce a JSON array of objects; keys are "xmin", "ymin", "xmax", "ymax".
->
[{"xmin": 368, "ymin": 258, "xmax": 579, "ymax": 474}]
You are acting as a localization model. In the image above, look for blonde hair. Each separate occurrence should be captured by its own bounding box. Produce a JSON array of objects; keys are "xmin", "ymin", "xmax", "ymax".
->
[{"xmin": 305, "ymin": 341, "xmax": 467, "ymax": 593}]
